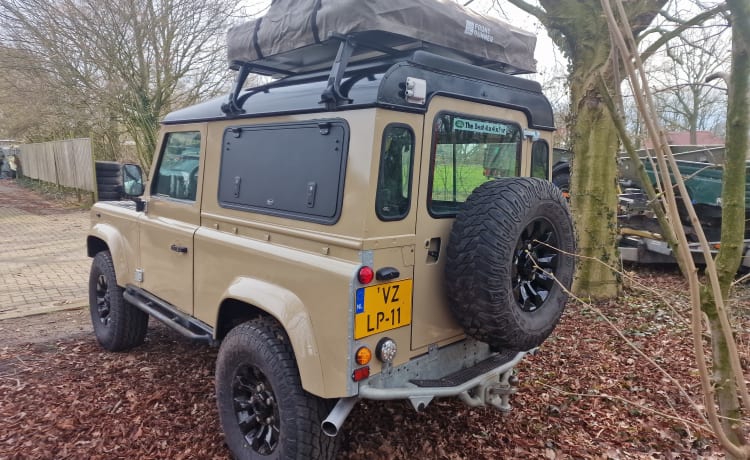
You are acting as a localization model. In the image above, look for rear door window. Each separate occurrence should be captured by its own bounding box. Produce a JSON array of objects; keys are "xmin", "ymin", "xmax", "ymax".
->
[{"xmin": 428, "ymin": 113, "xmax": 522, "ymax": 216}]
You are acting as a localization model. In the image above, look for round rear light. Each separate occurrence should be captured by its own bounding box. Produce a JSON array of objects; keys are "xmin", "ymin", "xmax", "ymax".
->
[
  {"xmin": 358, "ymin": 266, "xmax": 374, "ymax": 284},
  {"xmin": 376, "ymin": 337, "xmax": 397, "ymax": 363}
]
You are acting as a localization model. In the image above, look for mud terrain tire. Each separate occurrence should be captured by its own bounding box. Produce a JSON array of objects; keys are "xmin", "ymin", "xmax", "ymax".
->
[
  {"xmin": 445, "ymin": 177, "xmax": 575, "ymax": 351},
  {"xmin": 89, "ymin": 251, "xmax": 148, "ymax": 351},
  {"xmin": 216, "ymin": 318, "xmax": 338, "ymax": 460}
]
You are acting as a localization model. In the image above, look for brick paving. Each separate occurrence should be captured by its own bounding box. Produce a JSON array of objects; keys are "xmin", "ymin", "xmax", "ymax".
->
[{"xmin": 0, "ymin": 180, "xmax": 90, "ymax": 320}]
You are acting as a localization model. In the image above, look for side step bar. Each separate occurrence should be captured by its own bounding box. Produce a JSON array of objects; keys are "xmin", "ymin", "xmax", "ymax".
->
[{"xmin": 124, "ymin": 285, "xmax": 214, "ymax": 344}]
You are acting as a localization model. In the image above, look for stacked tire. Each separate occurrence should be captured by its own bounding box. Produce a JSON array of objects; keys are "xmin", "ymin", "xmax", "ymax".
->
[{"xmin": 96, "ymin": 161, "xmax": 122, "ymax": 201}]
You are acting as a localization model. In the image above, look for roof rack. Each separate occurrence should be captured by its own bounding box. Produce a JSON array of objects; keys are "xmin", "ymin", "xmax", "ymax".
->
[{"xmin": 221, "ymin": 33, "xmax": 416, "ymax": 116}]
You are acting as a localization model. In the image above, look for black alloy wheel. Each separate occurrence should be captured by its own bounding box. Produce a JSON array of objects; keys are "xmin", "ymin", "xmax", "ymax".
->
[
  {"xmin": 513, "ymin": 217, "xmax": 560, "ymax": 312},
  {"xmin": 94, "ymin": 273, "xmax": 112, "ymax": 326},
  {"xmin": 232, "ymin": 364, "xmax": 280, "ymax": 455}
]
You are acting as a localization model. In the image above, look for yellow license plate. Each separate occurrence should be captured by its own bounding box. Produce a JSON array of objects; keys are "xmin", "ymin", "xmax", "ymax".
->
[{"xmin": 354, "ymin": 280, "xmax": 412, "ymax": 339}]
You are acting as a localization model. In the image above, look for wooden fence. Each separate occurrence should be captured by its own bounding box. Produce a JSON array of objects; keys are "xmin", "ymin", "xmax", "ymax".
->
[{"xmin": 20, "ymin": 138, "xmax": 95, "ymax": 192}]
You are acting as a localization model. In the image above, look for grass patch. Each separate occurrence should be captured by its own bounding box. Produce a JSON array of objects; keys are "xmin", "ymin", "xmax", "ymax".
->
[
  {"xmin": 16, "ymin": 176, "xmax": 94, "ymax": 209},
  {"xmin": 431, "ymin": 164, "xmax": 490, "ymax": 201}
]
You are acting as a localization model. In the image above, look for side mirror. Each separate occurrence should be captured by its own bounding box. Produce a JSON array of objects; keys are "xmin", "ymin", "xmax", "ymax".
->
[{"xmin": 122, "ymin": 163, "xmax": 145, "ymax": 197}]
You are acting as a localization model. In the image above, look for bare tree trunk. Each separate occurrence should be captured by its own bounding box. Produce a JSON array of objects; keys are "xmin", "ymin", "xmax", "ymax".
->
[
  {"xmin": 505, "ymin": 0, "xmax": 665, "ymax": 298},
  {"xmin": 569, "ymin": 70, "xmax": 621, "ymax": 297},
  {"xmin": 603, "ymin": 0, "xmax": 750, "ymax": 455},
  {"xmin": 706, "ymin": 0, "xmax": 750, "ymax": 453},
  {"xmin": 0, "ymin": 0, "xmax": 236, "ymax": 168},
  {"xmin": 703, "ymin": 287, "xmax": 745, "ymax": 456}
]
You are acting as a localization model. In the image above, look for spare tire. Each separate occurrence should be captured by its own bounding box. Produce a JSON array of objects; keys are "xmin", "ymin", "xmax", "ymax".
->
[{"xmin": 445, "ymin": 177, "xmax": 575, "ymax": 351}]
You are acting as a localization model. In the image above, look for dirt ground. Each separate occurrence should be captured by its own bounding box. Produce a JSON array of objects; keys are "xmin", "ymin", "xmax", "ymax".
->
[
  {"xmin": 0, "ymin": 308, "xmax": 91, "ymax": 346},
  {"xmin": 0, "ymin": 178, "xmax": 89, "ymax": 215},
  {"xmin": 2, "ymin": 268, "xmax": 746, "ymax": 459},
  {"xmin": 1, "ymin": 180, "xmax": 747, "ymax": 458}
]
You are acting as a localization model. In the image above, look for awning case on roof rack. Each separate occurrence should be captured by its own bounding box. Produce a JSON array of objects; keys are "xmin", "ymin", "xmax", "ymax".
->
[{"xmin": 227, "ymin": 0, "xmax": 537, "ymax": 76}]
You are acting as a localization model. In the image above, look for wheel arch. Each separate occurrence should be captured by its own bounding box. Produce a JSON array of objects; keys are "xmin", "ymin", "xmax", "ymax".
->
[
  {"xmin": 87, "ymin": 235, "xmax": 109, "ymax": 258},
  {"xmin": 215, "ymin": 277, "xmax": 325, "ymax": 396}
]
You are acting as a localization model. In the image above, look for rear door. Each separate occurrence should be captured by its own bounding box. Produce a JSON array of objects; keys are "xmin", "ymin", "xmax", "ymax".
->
[
  {"xmin": 138, "ymin": 126, "xmax": 205, "ymax": 314},
  {"xmin": 411, "ymin": 97, "xmax": 529, "ymax": 351}
]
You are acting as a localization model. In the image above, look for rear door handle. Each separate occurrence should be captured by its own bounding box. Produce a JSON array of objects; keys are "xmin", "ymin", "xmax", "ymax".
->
[
  {"xmin": 426, "ymin": 237, "xmax": 441, "ymax": 263},
  {"xmin": 170, "ymin": 244, "xmax": 188, "ymax": 254}
]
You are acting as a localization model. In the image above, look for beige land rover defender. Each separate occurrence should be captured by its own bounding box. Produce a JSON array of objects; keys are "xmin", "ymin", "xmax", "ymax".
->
[{"xmin": 86, "ymin": 1, "xmax": 575, "ymax": 458}]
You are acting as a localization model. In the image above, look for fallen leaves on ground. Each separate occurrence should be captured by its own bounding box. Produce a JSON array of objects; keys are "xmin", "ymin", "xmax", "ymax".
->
[{"xmin": 1, "ymin": 268, "xmax": 747, "ymax": 459}]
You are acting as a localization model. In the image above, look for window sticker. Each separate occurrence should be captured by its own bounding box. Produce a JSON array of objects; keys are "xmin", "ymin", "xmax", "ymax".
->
[{"xmin": 452, "ymin": 117, "xmax": 507, "ymax": 136}]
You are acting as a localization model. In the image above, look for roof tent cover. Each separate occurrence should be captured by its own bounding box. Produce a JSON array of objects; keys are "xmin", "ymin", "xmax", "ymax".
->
[{"xmin": 227, "ymin": 0, "xmax": 537, "ymax": 75}]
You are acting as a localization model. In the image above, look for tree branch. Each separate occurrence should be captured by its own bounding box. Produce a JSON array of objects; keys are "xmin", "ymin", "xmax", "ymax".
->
[
  {"xmin": 502, "ymin": 0, "xmax": 547, "ymax": 23},
  {"xmin": 640, "ymin": 3, "xmax": 729, "ymax": 63}
]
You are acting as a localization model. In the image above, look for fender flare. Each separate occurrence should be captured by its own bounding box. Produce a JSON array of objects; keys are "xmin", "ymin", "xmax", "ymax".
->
[
  {"xmin": 219, "ymin": 278, "xmax": 325, "ymax": 396},
  {"xmin": 87, "ymin": 222, "xmax": 139, "ymax": 286}
]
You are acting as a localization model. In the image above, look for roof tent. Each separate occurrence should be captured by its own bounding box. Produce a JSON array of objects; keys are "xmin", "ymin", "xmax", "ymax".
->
[
  {"xmin": 221, "ymin": 0, "xmax": 538, "ymax": 116},
  {"xmin": 227, "ymin": 0, "xmax": 537, "ymax": 76}
]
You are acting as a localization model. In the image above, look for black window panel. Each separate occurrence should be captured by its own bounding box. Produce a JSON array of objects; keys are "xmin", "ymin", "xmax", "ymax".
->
[{"xmin": 218, "ymin": 120, "xmax": 349, "ymax": 224}]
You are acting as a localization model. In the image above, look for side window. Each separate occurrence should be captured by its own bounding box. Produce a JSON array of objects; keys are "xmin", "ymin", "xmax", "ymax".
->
[
  {"xmin": 429, "ymin": 113, "xmax": 522, "ymax": 216},
  {"xmin": 531, "ymin": 140, "xmax": 550, "ymax": 179},
  {"xmin": 152, "ymin": 131, "xmax": 202, "ymax": 201},
  {"xmin": 217, "ymin": 120, "xmax": 349, "ymax": 225},
  {"xmin": 376, "ymin": 125, "xmax": 415, "ymax": 221}
]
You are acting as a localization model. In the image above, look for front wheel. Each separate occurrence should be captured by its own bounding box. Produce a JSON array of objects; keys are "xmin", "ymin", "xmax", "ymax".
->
[
  {"xmin": 216, "ymin": 318, "xmax": 338, "ymax": 460},
  {"xmin": 88, "ymin": 251, "xmax": 148, "ymax": 351}
]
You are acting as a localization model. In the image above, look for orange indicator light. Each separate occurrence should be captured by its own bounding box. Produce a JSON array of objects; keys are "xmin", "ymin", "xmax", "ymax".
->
[{"xmin": 355, "ymin": 347, "xmax": 372, "ymax": 365}]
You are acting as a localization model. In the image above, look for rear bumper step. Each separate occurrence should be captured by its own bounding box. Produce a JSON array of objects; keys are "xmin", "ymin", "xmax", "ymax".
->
[
  {"xmin": 358, "ymin": 345, "xmax": 524, "ymax": 412},
  {"xmin": 410, "ymin": 350, "xmax": 517, "ymax": 388}
]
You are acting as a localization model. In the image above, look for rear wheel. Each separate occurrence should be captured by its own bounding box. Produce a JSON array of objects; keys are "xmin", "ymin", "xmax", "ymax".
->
[
  {"xmin": 88, "ymin": 251, "xmax": 148, "ymax": 351},
  {"xmin": 216, "ymin": 318, "xmax": 338, "ymax": 460}
]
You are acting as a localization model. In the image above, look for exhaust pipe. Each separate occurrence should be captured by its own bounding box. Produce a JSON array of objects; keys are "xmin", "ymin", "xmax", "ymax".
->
[{"xmin": 321, "ymin": 396, "xmax": 358, "ymax": 437}]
